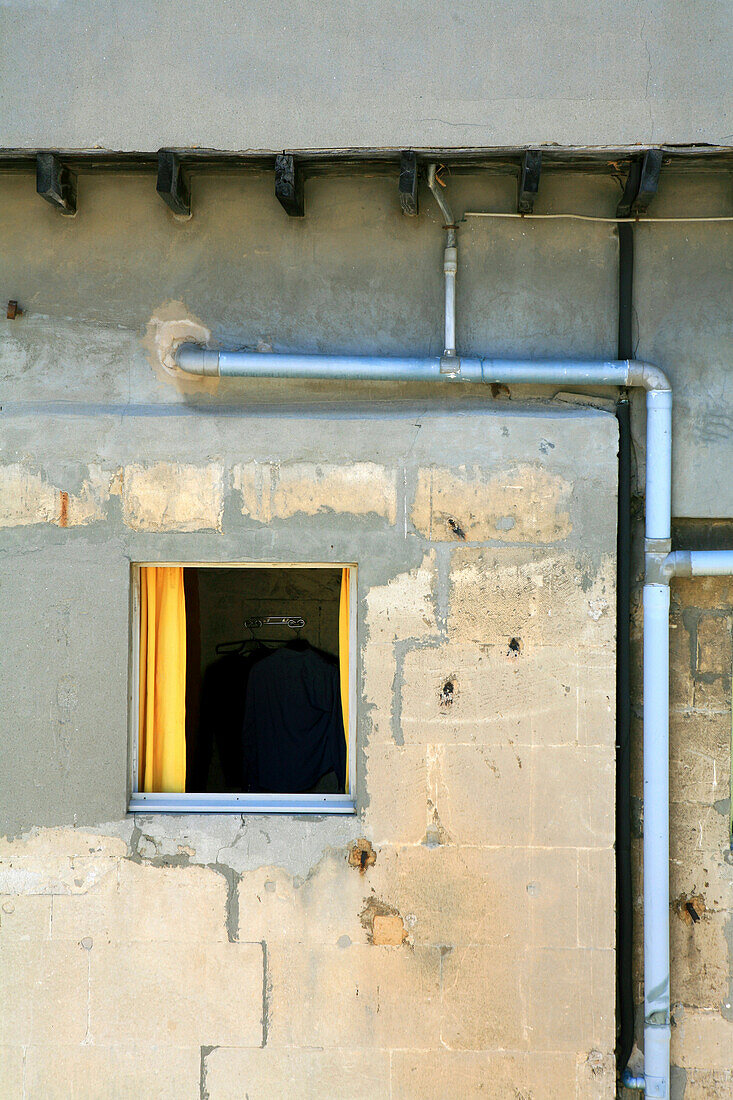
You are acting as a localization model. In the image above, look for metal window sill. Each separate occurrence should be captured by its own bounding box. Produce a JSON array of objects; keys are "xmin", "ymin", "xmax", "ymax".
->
[{"xmin": 128, "ymin": 792, "xmax": 356, "ymax": 814}]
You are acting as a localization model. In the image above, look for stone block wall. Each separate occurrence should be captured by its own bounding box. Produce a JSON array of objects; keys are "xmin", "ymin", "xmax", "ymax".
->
[
  {"xmin": 630, "ymin": 575, "xmax": 733, "ymax": 1100},
  {"xmin": 0, "ymin": 406, "xmax": 618, "ymax": 1098}
]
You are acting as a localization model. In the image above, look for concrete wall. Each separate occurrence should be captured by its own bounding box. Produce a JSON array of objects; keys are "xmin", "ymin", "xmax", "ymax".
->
[
  {"xmin": 0, "ymin": 1, "xmax": 731, "ymax": 149},
  {"xmin": 1, "ymin": 167, "xmax": 731, "ymax": 516},
  {"xmin": 1, "ymin": 167, "xmax": 732, "ymax": 1097}
]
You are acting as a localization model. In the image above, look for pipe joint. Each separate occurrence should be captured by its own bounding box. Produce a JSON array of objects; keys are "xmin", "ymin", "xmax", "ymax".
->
[
  {"xmin": 626, "ymin": 361, "xmax": 672, "ymax": 392},
  {"xmin": 645, "ymin": 540, "xmax": 673, "ymax": 584},
  {"xmin": 621, "ymin": 1070, "xmax": 646, "ymax": 1091},
  {"xmin": 176, "ymin": 343, "xmax": 220, "ymax": 376},
  {"xmin": 443, "ymin": 246, "xmax": 458, "ymax": 274},
  {"xmin": 440, "ymin": 352, "xmax": 461, "ymax": 377}
]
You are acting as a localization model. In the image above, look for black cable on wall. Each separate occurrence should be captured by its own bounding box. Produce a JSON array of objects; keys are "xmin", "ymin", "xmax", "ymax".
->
[{"xmin": 616, "ymin": 221, "xmax": 635, "ymax": 1073}]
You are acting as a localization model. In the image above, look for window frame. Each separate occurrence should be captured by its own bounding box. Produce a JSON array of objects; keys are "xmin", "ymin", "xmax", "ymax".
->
[{"xmin": 128, "ymin": 561, "xmax": 358, "ymax": 814}]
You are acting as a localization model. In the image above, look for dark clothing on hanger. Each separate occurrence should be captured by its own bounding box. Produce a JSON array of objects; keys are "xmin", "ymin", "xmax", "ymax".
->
[
  {"xmin": 194, "ymin": 648, "xmax": 265, "ymax": 791},
  {"xmin": 242, "ymin": 645, "xmax": 346, "ymax": 793}
]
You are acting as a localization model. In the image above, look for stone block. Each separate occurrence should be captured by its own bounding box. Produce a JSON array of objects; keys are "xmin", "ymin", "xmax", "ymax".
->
[
  {"xmin": 437, "ymin": 744, "xmax": 613, "ymax": 847},
  {"xmin": 668, "ymin": 845, "xmax": 732, "ymax": 914},
  {"xmin": 391, "ymin": 1051, "xmax": 577, "ymax": 1099},
  {"xmin": 366, "ymin": 844, "xmax": 586, "ymax": 951},
  {"xmin": 364, "ymin": 552, "xmax": 437, "ymax": 645},
  {"xmin": 694, "ymin": 614, "xmax": 733, "ymax": 678},
  {"xmin": 0, "ymin": 463, "xmax": 110, "ymax": 528},
  {"xmin": 673, "ymin": 1008, "xmax": 733, "ymax": 1071},
  {"xmin": 410, "ymin": 463, "xmax": 572, "ymax": 543},
  {"xmin": 0, "ymin": 828, "xmax": 124, "ymax": 896},
  {"xmin": 267, "ymin": 943, "xmax": 441, "ymax": 1049},
  {"xmin": 447, "ymin": 548, "xmax": 616, "ymax": 648},
  {"xmin": 523, "ymin": 947, "xmax": 615, "ymax": 1052},
  {"xmin": 399, "ymin": 642, "xmax": 614, "ymax": 748},
  {"xmin": 668, "ymin": 616, "xmax": 695, "ymax": 710},
  {"xmin": 0, "ymin": 894, "xmax": 52, "ymax": 939},
  {"xmin": 670, "ymin": 801, "xmax": 731, "ymax": 859},
  {"xmin": 90, "ymin": 941, "xmax": 263, "ymax": 1046},
  {"xmin": 670, "ymin": 711, "xmax": 731, "ymax": 805},
  {"xmin": 361, "ymin": 641, "xmax": 397, "ymax": 743},
  {"xmin": 237, "ymin": 849, "xmax": 368, "ymax": 946},
  {"xmin": 362, "ymin": 743, "xmax": 428, "ymax": 845},
  {"xmin": 441, "ymin": 945, "xmax": 526, "ymax": 1050},
  {"xmin": 672, "ymin": 576, "xmax": 733, "ymax": 612},
  {"xmin": 670, "ymin": 909, "xmax": 730, "ymax": 1007},
  {"xmin": 578, "ymin": 848, "xmax": 616, "ymax": 951},
  {"xmin": 0, "ymin": 1044, "xmax": 23, "ymax": 1098},
  {"xmin": 273, "ymin": 462, "xmax": 397, "ymax": 523},
  {"xmin": 23, "ymin": 1043, "xmax": 200, "ymax": 1099},
  {"xmin": 234, "ymin": 461, "xmax": 397, "ymax": 524},
  {"xmin": 51, "ymin": 860, "xmax": 228, "ymax": 943},
  {"xmin": 576, "ymin": 1049, "xmax": 616, "ymax": 1099},
  {"xmin": 121, "ymin": 462, "xmax": 224, "ymax": 531},
  {"xmin": 205, "ymin": 1046, "xmax": 391, "ymax": 1100},
  {"xmin": 0, "ymin": 941, "xmax": 88, "ymax": 1044},
  {"xmin": 677, "ymin": 1068, "xmax": 733, "ymax": 1099}
]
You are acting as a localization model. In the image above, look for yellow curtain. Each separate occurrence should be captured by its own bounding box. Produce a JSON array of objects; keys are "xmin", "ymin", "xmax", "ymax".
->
[
  {"xmin": 138, "ymin": 566, "xmax": 187, "ymax": 793},
  {"xmin": 339, "ymin": 568, "xmax": 350, "ymax": 794}
]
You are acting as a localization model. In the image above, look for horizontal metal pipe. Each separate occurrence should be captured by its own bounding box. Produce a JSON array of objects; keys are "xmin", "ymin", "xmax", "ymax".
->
[
  {"xmin": 176, "ymin": 344, "xmax": 670, "ymax": 390},
  {"xmin": 667, "ymin": 549, "xmax": 733, "ymax": 577}
]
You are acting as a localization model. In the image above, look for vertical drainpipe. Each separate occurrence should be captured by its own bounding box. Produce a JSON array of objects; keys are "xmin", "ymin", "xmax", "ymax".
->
[
  {"xmin": 642, "ymin": 384, "xmax": 674, "ymax": 1099},
  {"xmin": 616, "ymin": 222, "xmax": 635, "ymax": 1075}
]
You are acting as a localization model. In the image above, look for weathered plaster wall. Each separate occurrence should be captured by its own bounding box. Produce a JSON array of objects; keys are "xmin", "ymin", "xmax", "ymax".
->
[
  {"xmin": 0, "ymin": 168, "xmax": 731, "ymax": 515},
  {"xmin": 0, "ymin": 395, "xmax": 619, "ymax": 1096},
  {"xmin": 0, "ymin": 0, "xmax": 731, "ymax": 148},
  {"xmin": 0, "ymin": 168, "xmax": 731, "ymax": 1097}
]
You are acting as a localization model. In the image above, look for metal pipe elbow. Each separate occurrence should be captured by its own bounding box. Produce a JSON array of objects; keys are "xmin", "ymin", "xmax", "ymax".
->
[
  {"xmin": 427, "ymin": 164, "xmax": 456, "ymax": 228},
  {"xmin": 175, "ymin": 343, "xmax": 220, "ymax": 376},
  {"xmin": 626, "ymin": 361, "xmax": 672, "ymax": 392}
]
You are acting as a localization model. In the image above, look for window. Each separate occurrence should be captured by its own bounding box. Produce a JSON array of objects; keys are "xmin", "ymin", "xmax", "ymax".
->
[{"xmin": 129, "ymin": 564, "xmax": 357, "ymax": 813}]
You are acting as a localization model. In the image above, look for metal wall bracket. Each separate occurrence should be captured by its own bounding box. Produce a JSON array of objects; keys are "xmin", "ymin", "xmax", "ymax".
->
[
  {"xmin": 275, "ymin": 154, "xmax": 304, "ymax": 217},
  {"xmin": 517, "ymin": 150, "xmax": 542, "ymax": 214},
  {"xmin": 617, "ymin": 149, "xmax": 663, "ymax": 218},
  {"xmin": 156, "ymin": 151, "xmax": 191, "ymax": 216},
  {"xmin": 36, "ymin": 153, "xmax": 76, "ymax": 215},
  {"xmin": 399, "ymin": 151, "xmax": 419, "ymax": 216}
]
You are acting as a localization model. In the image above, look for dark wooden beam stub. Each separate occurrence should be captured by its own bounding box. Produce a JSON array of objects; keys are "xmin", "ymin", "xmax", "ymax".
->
[
  {"xmin": 275, "ymin": 154, "xmax": 304, "ymax": 217},
  {"xmin": 36, "ymin": 153, "xmax": 76, "ymax": 215},
  {"xmin": 616, "ymin": 150, "xmax": 662, "ymax": 218},
  {"xmin": 156, "ymin": 151, "xmax": 191, "ymax": 216},
  {"xmin": 399, "ymin": 151, "xmax": 419, "ymax": 216},
  {"xmin": 632, "ymin": 149, "xmax": 663, "ymax": 215},
  {"xmin": 517, "ymin": 150, "xmax": 542, "ymax": 214}
]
